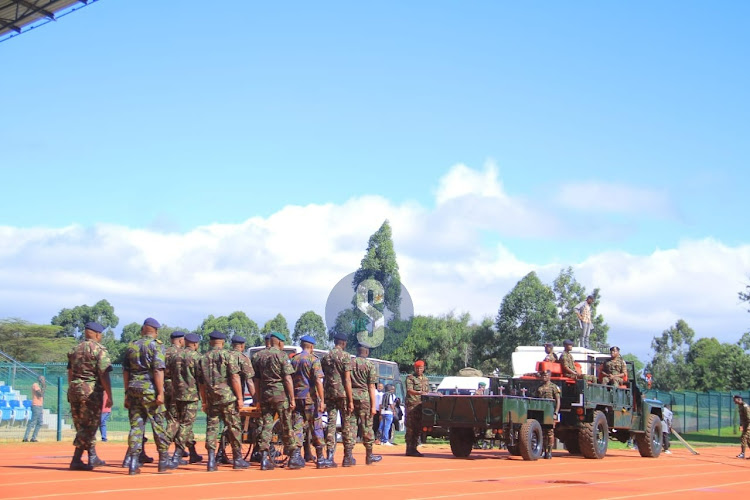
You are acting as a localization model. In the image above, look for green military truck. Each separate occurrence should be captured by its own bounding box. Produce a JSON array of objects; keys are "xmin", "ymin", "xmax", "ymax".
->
[
  {"xmin": 511, "ymin": 359, "xmax": 664, "ymax": 459},
  {"xmin": 421, "ymin": 392, "xmax": 556, "ymax": 460}
]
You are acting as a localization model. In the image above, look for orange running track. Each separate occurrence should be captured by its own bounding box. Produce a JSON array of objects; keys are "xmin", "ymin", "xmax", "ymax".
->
[{"xmin": 1, "ymin": 442, "xmax": 749, "ymax": 500}]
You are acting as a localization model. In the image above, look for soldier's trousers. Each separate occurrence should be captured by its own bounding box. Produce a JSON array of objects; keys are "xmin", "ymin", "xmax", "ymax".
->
[
  {"xmin": 259, "ymin": 400, "xmax": 296, "ymax": 452},
  {"xmin": 292, "ymin": 400, "xmax": 324, "ymax": 449},
  {"xmin": 173, "ymin": 400, "xmax": 199, "ymax": 450},
  {"xmin": 70, "ymin": 392, "xmax": 103, "ymax": 450},
  {"xmin": 126, "ymin": 391, "xmax": 170, "ymax": 454},
  {"xmin": 543, "ymin": 427, "xmax": 554, "ymax": 450},
  {"xmin": 602, "ymin": 376, "xmax": 625, "ymax": 386},
  {"xmin": 741, "ymin": 426, "xmax": 750, "ymax": 452},
  {"xmin": 206, "ymin": 401, "xmax": 241, "ymax": 453},
  {"xmin": 346, "ymin": 399, "xmax": 374, "ymax": 448},
  {"xmin": 325, "ymin": 397, "xmax": 353, "ymax": 451},
  {"xmin": 164, "ymin": 388, "xmax": 179, "ymax": 441},
  {"xmin": 405, "ymin": 404, "xmax": 423, "ymax": 448}
]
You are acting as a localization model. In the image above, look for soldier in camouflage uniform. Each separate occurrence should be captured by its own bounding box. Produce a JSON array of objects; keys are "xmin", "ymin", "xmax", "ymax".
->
[
  {"xmin": 67, "ymin": 321, "xmax": 113, "ymax": 471},
  {"xmin": 543, "ymin": 343, "xmax": 558, "ymax": 363},
  {"xmin": 169, "ymin": 333, "xmax": 203, "ymax": 467},
  {"xmin": 123, "ymin": 317, "xmax": 173, "ymax": 475},
  {"xmin": 321, "ymin": 332, "xmax": 354, "ymax": 466},
  {"xmin": 559, "ymin": 339, "xmax": 596, "ymax": 382},
  {"xmin": 197, "ymin": 330, "xmax": 249, "ymax": 471},
  {"xmin": 347, "ymin": 343, "xmax": 383, "ymax": 466},
  {"xmin": 164, "ymin": 330, "xmax": 185, "ymax": 444},
  {"xmin": 535, "ymin": 370, "xmax": 561, "ymax": 459},
  {"xmin": 601, "ymin": 346, "xmax": 627, "ymax": 386},
  {"xmin": 252, "ymin": 332, "xmax": 301, "ymax": 470},
  {"xmin": 291, "ymin": 335, "xmax": 333, "ymax": 469},
  {"xmin": 734, "ymin": 395, "xmax": 750, "ymax": 459},
  {"xmin": 405, "ymin": 360, "xmax": 430, "ymax": 457}
]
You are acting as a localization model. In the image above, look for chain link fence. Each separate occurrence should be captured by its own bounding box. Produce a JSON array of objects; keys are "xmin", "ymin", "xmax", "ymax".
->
[{"xmin": 644, "ymin": 389, "xmax": 750, "ymax": 435}]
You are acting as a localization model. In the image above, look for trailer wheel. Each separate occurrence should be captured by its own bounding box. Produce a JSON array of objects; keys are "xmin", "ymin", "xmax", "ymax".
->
[
  {"xmin": 449, "ymin": 428, "xmax": 474, "ymax": 458},
  {"xmin": 636, "ymin": 414, "xmax": 663, "ymax": 458},
  {"xmin": 579, "ymin": 410, "xmax": 608, "ymax": 459},
  {"xmin": 519, "ymin": 419, "xmax": 544, "ymax": 461}
]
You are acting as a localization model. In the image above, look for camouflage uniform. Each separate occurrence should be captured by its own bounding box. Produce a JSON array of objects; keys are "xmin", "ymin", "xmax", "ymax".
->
[
  {"xmin": 405, "ymin": 373, "xmax": 430, "ymax": 450},
  {"xmin": 171, "ymin": 348, "xmax": 201, "ymax": 451},
  {"xmin": 559, "ymin": 352, "xmax": 596, "ymax": 382},
  {"xmin": 543, "ymin": 352, "xmax": 558, "ymax": 363},
  {"xmin": 348, "ymin": 356, "xmax": 378, "ymax": 447},
  {"xmin": 252, "ymin": 346, "xmax": 297, "ymax": 452},
  {"xmin": 198, "ymin": 346, "xmax": 242, "ymax": 454},
  {"xmin": 124, "ymin": 338, "xmax": 170, "ymax": 455},
  {"xmin": 739, "ymin": 401, "xmax": 750, "ymax": 453},
  {"xmin": 321, "ymin": 347, "xmax": 353, "ymax": 451},
  {"xmin": 67, "ymin": 339, "xmax": 112, "ymax": 450},
  {"xmin": 535, "ymin": 381, "xmax": 561, "ymax": 451},
  {"xmin": 164, "ymin": 344, "xmax": 182, "ymax": 439},
  {"xmin": 601, "ymin": 356, "xmax": 627, "ymax": 386},
  {"xmin": 230, "ymin": 349, "xmax": 255, "ymax": 397},
  {"xmin": 291, "ymin": 350, "xmax": 325, "ymax": 448}
]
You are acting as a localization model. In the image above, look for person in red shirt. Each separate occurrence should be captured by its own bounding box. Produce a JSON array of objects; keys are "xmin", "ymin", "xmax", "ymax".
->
[{"xmin": 23, "ymin": 376, "xmax": 46, "ymax": 442}]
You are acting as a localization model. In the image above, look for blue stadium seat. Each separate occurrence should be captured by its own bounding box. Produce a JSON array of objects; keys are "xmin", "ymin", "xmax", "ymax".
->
[
  {"xmin": 12, "ymin": 407, "xmax": 27, "ymax": 425},
  {"xmin": 0, "ymin": 408, "xmax": 12, "ymax": 425},
  {"xmin": 0, "ymin": 400, "xmax": 7, "ymax": 408},
  {"xmin": 22, "ymin": 400, "xmax": 32, "ymax": 408},
  {"xmin": 2, "ymin": 394, "xmax": 17, "ymax": 401},
  {"xmin": 8, "ymin": 400, "xmax": 20, "ymax": 408},
  {"xmin": 0, "ymin": 385, "xmax": 10, "ymax": 393}
]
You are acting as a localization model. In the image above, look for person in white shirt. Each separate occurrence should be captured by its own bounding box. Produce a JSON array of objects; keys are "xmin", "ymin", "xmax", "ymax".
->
[
  {"xmin": 662, "ymin": 406, "xmax": 673, "ymax": 454},
  {"xmin": 374, "ymin": 383, "xmax": 384, "ymax": 442},
  {"xmin": 379, "ymin": 385, "xmax": 395, "ymax": 445}
]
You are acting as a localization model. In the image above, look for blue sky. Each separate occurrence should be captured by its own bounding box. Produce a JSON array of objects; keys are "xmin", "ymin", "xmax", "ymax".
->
[{"xmin": 1, "ymin": 1, "xmax": 749, "ymax": 359}]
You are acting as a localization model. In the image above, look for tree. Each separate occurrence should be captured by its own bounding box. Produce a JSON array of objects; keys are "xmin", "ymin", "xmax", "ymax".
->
[
  {"xmin": 352, "ymin": 220, "xmax": 402, "ymax": 319},
  {"xmin": 198, "ymin": 312, "xmax": 259, "ymax": 346},
  {"xmin": 471, "ymin": 317, "xmax": 499, "ymax": 374},
  {"xmin": 687, "ymin": 338, "xmax": 750, "ymax": 392},
  {"xmin": 51, "ymin": 299, "xmax": 119, "ymax": 338},
  {"xmin": 740, "ymin": 282, "xmax": 750, "ymax": 312},
  {"xmin": 621, "ymin": 353, "xmax": 644, "ymax": 377},
  {"xmin": 0, "ymin": 319, "xmax": 73, "ymax": 363},
  {"xmin": 293, "ymin": 311, "xmax": 327, "ymax": 346},
  {"xmin": 552, "ymin": 267, "xmax": 609, "ymax": 349},
  {"xmin": 261, "ymin": 313, "xmax": 290, "ymax": 338},
  {"xmin": 646, "ymin": 319, "xmax": 695, "ymax": 391},
  {"xmin": 493, "ymin": 272, "xmax": 558, "ymax": 373}
]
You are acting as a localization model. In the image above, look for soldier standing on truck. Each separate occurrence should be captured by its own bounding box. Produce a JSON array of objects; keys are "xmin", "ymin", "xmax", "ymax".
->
[
  {"xmin": 535, "ymin": 370, "xmax": 560, "ymax": 459},
  {"xmin": 734, "ymin": 395, "xmax": 750, "ymax": 459},
  {"xmin": 405, "ymin": 360, "xmax": 430, "ymax": 457},
  {"xmin": 601, "ymin": 346, "xmax": 627, "ymax": 385},
  {"xmin": 575, "ymin": 295, "xmax": 595, "ymax": 349}
]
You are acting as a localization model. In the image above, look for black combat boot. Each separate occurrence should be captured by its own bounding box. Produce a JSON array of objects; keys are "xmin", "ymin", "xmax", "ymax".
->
[
  {"xmin": 315, "ymin": 446, "xmax": 333, "ymax": 469},
  {"xmin": 233, "ymin": 449, "xmax": 250, "ymax": 470},
  {"xmin": 158, "ymin": 451, "xmax": 176, "ymax": 472},
  {"xmin": 216, "ymin": 447, "xmax": 231, "ymax": 465},
  {"xmin": 365, "ymin": 445, "xmax": 382, "ymax": 465},
  {"xmin": 342, "ymin": 448, "xmax": 356, "ymax": 467},
  {"xmin": 171, "ymin": 447, "xmax": 184, "ymax": 468},
  {"xmin": 207, "ymin": 450, "xmax": 218, "ymax": 472},
  {"xmin": 70, "ymin": 447, "xmax": 94, "ymax": 471},
  {"xmin": 122, "ymin": 452, "xmax": 132, "ymax": 469},
  {"xmin": 259, "ymin": 451, "xmax": 275, "ymax": 471},
  {"xmin": 128, "ymin": 453, "xmax": 141, "ymax": 475},
  {"xmin": 187, "ymin": 442, "xmax": 203, "ymax": 464},
  {"xmin": 287, "ymin": 448, "xmax": 306, "ymax": 470},
  {"xmin": 88, "ymin": 445, "xmax": 106, "ymax": 467},
  {"xmin": 544, "ymin": 447, "xmax": 552, "ymax": 459},
  {"xmin": 405, "ymin": 443, "xmax": 424, "ymax": 457},
  {"xmin": 139, "ymin": 448, "xmax": 154, "ymax": 464},
  {"xmin": 326, "ymin": 446, "xmax": 338, "ymax": 468}
]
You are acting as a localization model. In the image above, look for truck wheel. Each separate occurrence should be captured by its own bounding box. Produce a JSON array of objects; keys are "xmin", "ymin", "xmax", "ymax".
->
[
  {"xmin": 519, "ymin": 419, "xmax": 544, "ymax": 461},
  {"xmin": 507, "ymin": 444, "xmax": 521, "ymax": 456},
  {"xmin": 579, "ymin": 410, "xmax": 608, "ymax": 459},
  {"xmin": 636, "ymin": 414, "xmax": 663, "ymax": 458},
  {"xmin": 449, "ymin": 428, "xmax": 474, "ymax": 458},
  {"xmin": 564, "ymin": 436, "xmax": 581, "ymax": 455}
]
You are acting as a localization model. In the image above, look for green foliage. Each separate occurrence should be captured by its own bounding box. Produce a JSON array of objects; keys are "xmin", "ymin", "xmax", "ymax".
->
[
  {"xmin": 260, "ymin": 313, "xmax": 290, "ymax": 339},
  {"xmin": 621, "ymin": 353, "xmax": 644, "ymax": 376},
  {"xmin": 0, "ymin": 319, "xmax": 74, "ymax": 363},
  {"xmin": 292, "ymin": 311, "xmax": 327, "ymax": 346},
  {"xmin": 50, "ymin": 299, "xmax": 119, "ymax": 338},
  {"xmin": 646, "ymin": 319, "xmax": 695, "ymax": 390},
  {"xmin": 686, "ymin": 338, "xmax": 750, "ymax": 392},
  {"xmin": 352, "ymin": 220, "xmax": 402, "ymax": 318},
  {"xmin": 739, "ymin": 282, "xmax": 750, "ymax": 313},
  {"xmin": 198, "ymin": 312, "xmax": 259, "ymax": 347}
]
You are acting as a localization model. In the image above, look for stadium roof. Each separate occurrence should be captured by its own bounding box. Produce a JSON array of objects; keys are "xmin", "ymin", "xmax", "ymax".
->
[{"xmin": 0, "ymin": 0, "xmax": 99, "ymax": 42}]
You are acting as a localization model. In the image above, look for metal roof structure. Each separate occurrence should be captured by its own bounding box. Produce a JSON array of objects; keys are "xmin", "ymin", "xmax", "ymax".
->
[{"xmin": 0, "ymin": 0, "xmax": 100, "ymax": 42}]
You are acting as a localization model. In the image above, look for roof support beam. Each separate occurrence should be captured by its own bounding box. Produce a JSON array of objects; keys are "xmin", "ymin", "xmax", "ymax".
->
[
  {"xmin": 10, "ymin": 0, "xmax": 56, "ymax": 21},
  {"xmin": 0, "ymin": 17, "xmax": 23, "ymax": 33}
]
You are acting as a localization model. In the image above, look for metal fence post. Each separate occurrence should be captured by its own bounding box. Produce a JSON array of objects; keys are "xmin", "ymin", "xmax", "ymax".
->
[
  {"xmin": 57, "ymin": 376, "xmax": 62, "ymax": 442},
  {"xmin": 718, "ymin": 393, "xmax": 722, "ymax": 436}
]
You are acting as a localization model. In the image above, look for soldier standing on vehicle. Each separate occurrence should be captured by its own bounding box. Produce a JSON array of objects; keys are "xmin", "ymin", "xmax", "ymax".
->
[
  {"xmin": 291, "ymin": 335, "xmax": 333, "ymax": 468},
  {"xmin": 253, "ymin": 331, "xmax": 301, "ymax": 470},
  {"xmin": 198, "ymin": 330, "xmax": 249, "ymax": 471},
  {"xmin": 164, "ymin": 331, "xmax": 185, "ymax": 444},
  {"xmin": 67, "ymin": 321, "xmax": 113, "ymax": 471},
  {"xmin": 123, "ymin": 317, "xmax": 173, "ymax": 475},
  {"xmin": 347, "ymin": 342, "xmax": 382, "ymax": 466},
  {"xmin": 734, "ymin": 395, "xmax": 750, "ymax": 459},
  {"xmin": 321, "ymin": 332, "xmax": 354, "ymax": 466},
  {"xmin": 170, "ymin": 333, "xmax": 203, "ymax": 467},
  {"xmin": 601, "ymin": 346, "xmax": 627, "ymax": 386},
  {"xmin": 535, "ymin": 370, "xmax": 561, "ymax": 459},
  {"xmin": 542, "ymin": 343, "xmax": 558, "ymax": 363},
  {"xmin": 575, "ymin": 295, "xmax": 595, "ymax": 348},
  {"xmin": 405, "ymin": 360, "xmax": 430, "ymax": 457}
]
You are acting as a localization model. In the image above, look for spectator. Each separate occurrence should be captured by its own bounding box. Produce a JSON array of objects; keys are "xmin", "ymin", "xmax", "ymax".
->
[
  {"xmin": 379, "ymin": 384, "xmax": 395, "ymax": 445},
  {"xmin": 374, "ymin": 383, "xmax": 384, "ymax": 442},
  {"xmin": 23, "ymin": 375, "xmax": 45, "ymax": 442},
  {"xmin": 662, "ymin": 405, "xmax": 673, "ymax": 454},
  {"xmin": 100, "ymin": 391, "xmax": 112, "ymax": 442},
  {"xmin": 574, "ymin": 295, "xmax": 595, "ymax": 349}
]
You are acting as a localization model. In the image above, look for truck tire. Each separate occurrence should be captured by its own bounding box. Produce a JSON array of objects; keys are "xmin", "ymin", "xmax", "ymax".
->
[
  {"xmin": 564, "ymin": 436, "xmax": 581, "ymax": 455},
  {"xmin": 449, "ymin": 428, "xmax": 474, "ymax": 458},
  {"xmin": 519, "ymin": 419, "xmax": 544, "ymax": 461},
  {"xmin": 507, "ymin": 444, "xmax": 521, "ymax": 456},
  {"xmin": 579, "ymin": 410, "xmax": 608, "ymax": 459},
  {"xmin": 636, "ymin": 414, "xmax": 663, "ymax": 458}
]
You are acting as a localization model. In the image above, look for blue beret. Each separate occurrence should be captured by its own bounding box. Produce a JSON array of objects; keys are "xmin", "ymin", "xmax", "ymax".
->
[
  {"xmin": 300, "ymin": 335, "xmax": 316, "ymax": 345},
  {"xmin": 85, "ymin": 321, "xmax": 104, "ymax": 333},
  {"xmin": 563, "ymin": 339, "xmax": 574, "ymax": 346},
  {"xmin": 184, "ymin": 333, "xmax": 201, "ymax": 343},
  {"xmin": 170, "ymin": 330, "xmax": 185, "ymax": 339},
  {"xmin": 231, "ymin": 335, "xmax": 246, "ymax": 344},
  {"xmin": 209, "ymin": 330, "xmax": 226, "ymax": 340},
  {"xmin": 143, "ymin": 317, "xmax": 161, "ymax": 329},
  {"xmin": 270, "ymin": 331, "xmax": 286, "ymax": 342},
  {"xmin": 264, "ymin": 333, "xmax": 272, "ymax": 341},
  {"xmin": 333, "ymin": 332, "xmax": 348, "ymax": 342}
]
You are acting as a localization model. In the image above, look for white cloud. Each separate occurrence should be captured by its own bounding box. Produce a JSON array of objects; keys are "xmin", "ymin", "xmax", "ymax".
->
[
  {"xmin": 0, "ymin": 165, "xmax": 748, "ymax": 362},
  {"xmin": 556, "ymin": 182, "xmax": 673, "ymax": 217}
]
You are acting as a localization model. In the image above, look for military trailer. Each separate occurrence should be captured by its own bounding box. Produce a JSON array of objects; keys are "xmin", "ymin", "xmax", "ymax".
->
[
  {"xmin": 511, "ymin": 359, "xmax": 664, "ymax": 459},
  {"xmin": 421, "ymin": 392, "xmax": 556, "ymax": 460}
]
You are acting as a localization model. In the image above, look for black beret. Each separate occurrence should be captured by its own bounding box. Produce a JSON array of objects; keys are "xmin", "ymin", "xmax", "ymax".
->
[
  {"xmin": 170, "ymin": 331, "xmax": 185, "ymax": 339},
  {"xmin": 231, "ymin": 335, "xmax": 246, "ymax": 344},
  {"xmin": 84, "ymin": 321, "xmax": 105, "ymax": 333},
  {"xmin": 185, "ymin": 333, "xmax": 201, "ymax": 343},
  {"xmin": 209, "ymin": 330, "xmax": 226, "ymax": 340}
]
